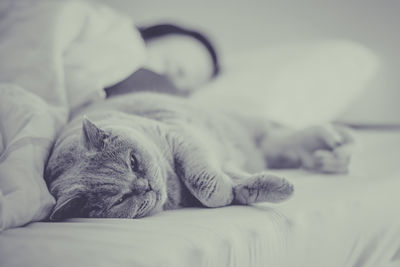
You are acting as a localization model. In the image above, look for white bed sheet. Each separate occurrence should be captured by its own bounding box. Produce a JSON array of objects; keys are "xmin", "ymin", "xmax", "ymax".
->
[{"xmin": 0, "ymin": 130, "xmax": 399, "ymax": 267}]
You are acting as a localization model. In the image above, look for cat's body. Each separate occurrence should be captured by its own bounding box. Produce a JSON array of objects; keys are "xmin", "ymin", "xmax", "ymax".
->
[{"xmin": 45, "ymin": 92, "xmax": 352, "ymax": 220}]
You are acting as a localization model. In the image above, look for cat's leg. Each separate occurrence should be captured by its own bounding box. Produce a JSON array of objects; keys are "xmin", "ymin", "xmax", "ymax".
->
[
  {"xmin": 170, "ymin": 132, "xmax": 235, "ymax": 208},
  {"xmin": 261, "ymin": 124, "xmax": 354, "ymax": 173},
  {"xmin": 223, "ymin": 164, "xmax": 294, "ymax": 205}
]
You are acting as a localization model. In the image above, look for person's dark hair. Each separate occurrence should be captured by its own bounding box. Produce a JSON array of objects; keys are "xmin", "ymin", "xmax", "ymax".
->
[{"xmin": 138, "ymin": 23, "xmax": 220, "ymax": 78}]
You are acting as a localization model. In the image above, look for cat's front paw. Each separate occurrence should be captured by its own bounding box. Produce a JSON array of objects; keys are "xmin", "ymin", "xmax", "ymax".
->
[
  {"xmin": 297, "ymin": 124, "xmax": 354, "ymax": 174},
  {"xmin": 233, "ymin": 174, "xmax": 294, "ymax": 205}
]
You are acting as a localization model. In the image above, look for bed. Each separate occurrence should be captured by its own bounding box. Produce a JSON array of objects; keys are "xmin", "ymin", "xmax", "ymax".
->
[
  {"xmin": 1, "ymin": 1, "xmax": 399, "ymax": 267},
  {"xmin": 1, "ymin": 129, "xmax": 399, "ymax": 267}
]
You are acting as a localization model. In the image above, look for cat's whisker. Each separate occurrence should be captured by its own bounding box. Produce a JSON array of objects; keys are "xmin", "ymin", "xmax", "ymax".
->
[{"xmin": 135, "ymin": 200, "xmax": 149, "ymax": 217}]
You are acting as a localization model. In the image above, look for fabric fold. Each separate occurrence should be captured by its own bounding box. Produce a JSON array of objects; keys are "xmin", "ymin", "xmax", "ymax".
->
[{"xmin": 0, "ymin": 0, "xmax": 146, "ymax": 231}]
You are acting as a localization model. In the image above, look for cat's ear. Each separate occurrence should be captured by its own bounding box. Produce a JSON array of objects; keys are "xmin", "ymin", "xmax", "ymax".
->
[
  {"xmin": 82, "ymin": 116, "xmax": 107, "ymax": 150},
  {"xmin": 50, "ymin": 195, "xmax": 86, "ymax": 221}
]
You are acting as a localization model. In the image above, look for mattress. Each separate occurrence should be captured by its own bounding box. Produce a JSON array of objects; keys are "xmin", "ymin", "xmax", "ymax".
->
[{"xmin": 1, "ymin": 129, "xmax": 399, "ymax": 267}]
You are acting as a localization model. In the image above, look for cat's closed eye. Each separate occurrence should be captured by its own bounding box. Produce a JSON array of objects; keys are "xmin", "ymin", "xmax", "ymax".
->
[{"xmin": 130, "ymin": 152, "xmax": 139, "ymax": 172}]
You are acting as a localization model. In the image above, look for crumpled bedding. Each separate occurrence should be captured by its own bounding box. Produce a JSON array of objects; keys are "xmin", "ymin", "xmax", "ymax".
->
[
  {"xmin": 0, "ymin": 0, "xmax": 146, "ymax": 231},
  {"xmin": 0, "ymin": 0, "xmax": 382, "ymax": 232},
  {"xmin": 0, "ymin": 130, "xmax": 399, "ymax": 267},
  {"xmin": 0, "ymin": 1, "xmax": 398, "ymax": 266}
]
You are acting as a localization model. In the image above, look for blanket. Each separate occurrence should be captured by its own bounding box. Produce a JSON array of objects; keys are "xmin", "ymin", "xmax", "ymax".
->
[{"xmin": 0, "ymin": 0, "xmax": 146, "ymax": 231}]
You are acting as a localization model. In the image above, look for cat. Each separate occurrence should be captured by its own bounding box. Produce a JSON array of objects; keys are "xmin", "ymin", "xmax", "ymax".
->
[{"xmin": 44, "ymin": 92, "xmax": 352, "ymax": 220}]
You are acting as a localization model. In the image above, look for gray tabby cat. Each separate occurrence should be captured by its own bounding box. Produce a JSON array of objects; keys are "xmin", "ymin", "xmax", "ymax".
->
[{"xmin": 45, "ymin": 92, "xmax": 352, "ymax": 220}]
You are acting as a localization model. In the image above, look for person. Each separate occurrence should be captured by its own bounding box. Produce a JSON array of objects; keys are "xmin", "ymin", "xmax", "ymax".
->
[{"xmin": 105, "ymin": 23, "xmax": 220, "ymax": 97}]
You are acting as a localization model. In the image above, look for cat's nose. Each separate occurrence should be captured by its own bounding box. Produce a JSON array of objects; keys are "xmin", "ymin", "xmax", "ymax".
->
[{"xmin": 132, "ymin": 179, "xmax": 150, "ymax": 194}]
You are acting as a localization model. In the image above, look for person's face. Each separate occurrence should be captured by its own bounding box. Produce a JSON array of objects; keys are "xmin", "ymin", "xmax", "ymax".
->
[{"xmin": 144, "ymin": 35, "xmax": 214, "ymax": 91}]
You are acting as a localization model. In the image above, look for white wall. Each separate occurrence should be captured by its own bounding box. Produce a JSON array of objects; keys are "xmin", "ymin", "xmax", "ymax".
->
[{"xmin": 100, "ymin": 0, "xmax": 400, "ymax": 125}]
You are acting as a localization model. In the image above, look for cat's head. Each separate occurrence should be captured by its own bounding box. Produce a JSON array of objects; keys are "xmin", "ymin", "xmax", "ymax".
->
[{"xmin": 45, "ymin": 116, "xmax": 168, "ymax": 220}]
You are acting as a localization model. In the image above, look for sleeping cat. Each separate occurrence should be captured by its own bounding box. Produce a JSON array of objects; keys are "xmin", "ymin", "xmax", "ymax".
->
[{"xmin": 44, "ymin": 92, "xmax": 352, "ymax": 220}]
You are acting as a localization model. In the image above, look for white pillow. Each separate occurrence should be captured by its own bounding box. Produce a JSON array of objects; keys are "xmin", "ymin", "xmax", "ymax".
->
[
  {"xmin": 193, "ymin": 39, "xmax": 379, "ymax": 128},
  {"xmin": 0, "ymin": 0, "xmax": 146, "ymax": 231},
  {"xmin": 0, "ymin": 85, "xmax": 63, "ymax": 231}
]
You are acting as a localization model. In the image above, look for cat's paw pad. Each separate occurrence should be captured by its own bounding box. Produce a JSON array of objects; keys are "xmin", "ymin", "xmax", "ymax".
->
[{"xmin": 234, "ymin": 174, "xmax": 294, "ymax": 204}]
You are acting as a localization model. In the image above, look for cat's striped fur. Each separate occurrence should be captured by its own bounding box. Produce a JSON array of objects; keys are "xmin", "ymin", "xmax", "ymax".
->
[{"xmin": 45, "ymin": 92, "xmax": 351, "ymax": 220}]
